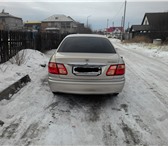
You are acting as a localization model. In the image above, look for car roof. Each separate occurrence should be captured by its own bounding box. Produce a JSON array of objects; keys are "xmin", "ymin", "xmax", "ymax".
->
[{"xmin": 65, "ymin": 34, "xmax": 107, "ymax": 38}]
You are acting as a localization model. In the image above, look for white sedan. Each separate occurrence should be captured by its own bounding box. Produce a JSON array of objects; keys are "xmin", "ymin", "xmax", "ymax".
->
[{"xmin": 48, "ymin": 34, "xmax": 125, "ymax": 95}]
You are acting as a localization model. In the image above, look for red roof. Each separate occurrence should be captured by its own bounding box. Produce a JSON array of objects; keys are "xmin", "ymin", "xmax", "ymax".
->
[{"xmin": 106, "ymin": 27, "xmax": 123, "ymax": 32}]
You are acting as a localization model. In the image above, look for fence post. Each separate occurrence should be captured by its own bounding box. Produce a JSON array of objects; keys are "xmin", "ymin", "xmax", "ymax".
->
[{"xmin": 2, "ymin": 31, "xmax": 9, "ymax": 63}]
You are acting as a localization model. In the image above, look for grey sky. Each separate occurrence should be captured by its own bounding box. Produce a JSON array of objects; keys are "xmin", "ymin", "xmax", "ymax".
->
[{"xmin": 0, "ymin": 1, "xmax": 168, "ymax": 30}]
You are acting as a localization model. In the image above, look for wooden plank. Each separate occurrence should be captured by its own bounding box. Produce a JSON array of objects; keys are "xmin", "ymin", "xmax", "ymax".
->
[{"xmin": 0, "ymin": 75, "xmax": 31, "ymax": 101}]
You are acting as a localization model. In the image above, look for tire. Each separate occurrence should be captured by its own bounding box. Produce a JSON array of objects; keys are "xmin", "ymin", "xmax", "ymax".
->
[
  {"xmin": 52, "ymin": 92, "xmax": 58, "ymax": 95},
  {"xmin": 113, "ymin": 93, "xmax": 119, "ymax": 96},
  {"xmin": 52, "ymin": 92, "xmax": 62, "ymax": 95}
]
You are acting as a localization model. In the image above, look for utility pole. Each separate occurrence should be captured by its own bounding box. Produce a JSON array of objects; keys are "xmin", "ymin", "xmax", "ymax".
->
[
  {"xmin": 107, "ymin": 19, "xmax": 109, "ymax": 29},
  {"xmin": 106, "ymin": 19, "xmax": 109, "ymax": 35},
  {"xmin": 87, "ymin": 15, "xmax": 91, "ymax": 28},
  {"xmin": 112, "ymin": 21, "xmax": 114, "ymax": 27},
  {"xmin": 121, "ymin": 16, "xmax": 123, "ymax": 29},
  {"xmin": 121, "ymin": 0, "xmax": 127, "ymax": 40},
  {"xmin": 123, "ymin": 0, "xmax": 127, "ymax": 32}
]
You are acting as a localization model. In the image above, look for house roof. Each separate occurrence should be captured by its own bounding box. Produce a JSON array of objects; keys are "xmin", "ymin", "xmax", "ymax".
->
[
  {"xmin": 42, "ymin": 14, "xmax": 74, "ymax": 22},
  {"xmin": 24, "ymin": 21, "xmax": 41, "ymax": 24},
  {"xmin": 130, "ymin": 25, "xmax": 151, "ymax": 32},
  {"xmin": 0, "ymin": 10, "xmax": 22, "ymax": 20},
  {"xmin": 142, "ymin": 12, "xmax": 168, "ymax": 31},
  {"xmin": 107, "ymin": 27, "xmax": 123, "ymax": 32}
]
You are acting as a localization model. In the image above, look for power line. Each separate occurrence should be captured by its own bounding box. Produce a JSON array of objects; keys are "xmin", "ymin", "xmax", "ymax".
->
[{"xmin": 111, "ymin": 2, "xmax": 125, "ymax": 20}]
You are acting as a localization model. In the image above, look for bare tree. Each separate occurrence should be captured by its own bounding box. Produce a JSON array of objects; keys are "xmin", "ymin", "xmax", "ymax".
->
[{"xmin": 9, "ymin": 50, "xmax": 25, "ymax": 66}]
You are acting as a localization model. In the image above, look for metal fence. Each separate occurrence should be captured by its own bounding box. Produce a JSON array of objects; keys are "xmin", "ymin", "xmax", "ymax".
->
[{"xmin": 0, "ymin": 30, "xmax": 67, "ymax": 64}]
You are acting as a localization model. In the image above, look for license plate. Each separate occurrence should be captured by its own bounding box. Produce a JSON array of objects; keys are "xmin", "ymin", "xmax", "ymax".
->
[{"xmin": 73, "ymin": 66, "xmax": 101, "ymax": 76}]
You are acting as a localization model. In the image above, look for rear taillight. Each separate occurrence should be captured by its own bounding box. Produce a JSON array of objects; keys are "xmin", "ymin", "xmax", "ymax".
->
[
  {"xmin": 115, "ymin": 64, "xmax": 125, "ymax": 75},
  {"xmin": 57, "ymin": 64, "xmax": 68, "ymax": 75},
  {"xmin": 48, "ymin": 62, "xmax": 68, "ymax": 75},
  {"xmin": 106, "ymin": 64, "xmax": 125, "ymax": 76},
  {"xmin": 48, "ymin": 62, "xmax": 58, "ymax": 74},
  {"xmin": 106, "ymin": 65, "xmax": 117, "ymax": 76}
]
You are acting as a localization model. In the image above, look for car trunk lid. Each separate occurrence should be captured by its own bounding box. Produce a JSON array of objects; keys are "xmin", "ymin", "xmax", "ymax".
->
[{"xmin": 55, "ymin": 52, "xmax": 119, "ymax": 80}]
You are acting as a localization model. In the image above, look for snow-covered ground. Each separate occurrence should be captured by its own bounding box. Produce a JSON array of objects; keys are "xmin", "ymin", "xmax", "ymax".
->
[
  {"xmin": 0, "ymin": 40, "xmax": 168, "ymax": 146},
  {"xmin": 112, "ymin": 39, "xmax": 168, "ymax": 65}
]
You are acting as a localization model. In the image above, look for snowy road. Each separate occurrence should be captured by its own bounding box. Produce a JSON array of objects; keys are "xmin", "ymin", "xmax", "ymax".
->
[{"xmin": 0, "ymin": 41, "xmax": 168, "ymax": 146}]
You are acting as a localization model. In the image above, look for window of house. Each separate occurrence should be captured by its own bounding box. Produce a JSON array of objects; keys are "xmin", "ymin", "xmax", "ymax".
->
[
  {"xmin": 54, "ymin": 22, "xmax": 58, "ymax": 27},
  {"xmin": 61, "ymin": 22, "xmax": 66, "ymax": 28},
  {"xmin": 66, "ymin": 22, "xmax": 71, "ymax": 28},
  {"xmin": 2, "ymin": 18, "xmax": 5, "ymax": 22}
]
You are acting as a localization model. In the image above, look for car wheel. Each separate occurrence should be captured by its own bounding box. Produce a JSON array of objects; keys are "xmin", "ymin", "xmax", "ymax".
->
[
  {"xmin": 52, "ymin": 92, "xmax": 58, "ymax": 95},
  {"xmin": 113, "ymin": 93, "xmax": 119, "ymax": 96},
  {"xmin": 52, "ymin": 92, "xmax": 62, "ymax": 95}
]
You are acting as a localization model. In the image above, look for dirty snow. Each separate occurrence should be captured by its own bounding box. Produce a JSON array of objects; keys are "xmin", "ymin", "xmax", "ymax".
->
[{"xmin": 0, "ymin": 40, "xmax": 168, "ymax": 146}]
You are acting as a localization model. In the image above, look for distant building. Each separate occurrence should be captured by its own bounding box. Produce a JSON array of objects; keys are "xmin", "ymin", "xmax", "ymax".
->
[
  {"xmin": 24, "ymin": 21, "xmax": 41, "ymax": 32},
  {"xmin": 0, "ymin": 9, "xmax": 23, "ymax": 31},
  {"xmin": 41, "ymin": 14, "xmax": 80, "ymax": 34},
  {"xmin": 106, "ymin": 27, "xmax": 123, "ymax": 38},
  {"xmin": 107, "ymin": 27, "xmax": 123, "ymax": 34}
]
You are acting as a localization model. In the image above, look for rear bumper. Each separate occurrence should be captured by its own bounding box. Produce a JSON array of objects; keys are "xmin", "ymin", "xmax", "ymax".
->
[{"xmin": 48, "ymin": 77, "xmax": 125, "ymax": 95}]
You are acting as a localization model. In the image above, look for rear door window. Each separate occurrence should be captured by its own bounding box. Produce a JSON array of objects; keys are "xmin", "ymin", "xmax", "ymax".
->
[{"xmin": 58, "ymin": 37, "xmax": 116, "ymax": 53}]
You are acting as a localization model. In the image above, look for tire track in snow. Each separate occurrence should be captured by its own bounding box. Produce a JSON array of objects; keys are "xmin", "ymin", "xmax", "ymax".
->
[
  {"xmin": 120, "ymin": 121, "xmax": 141, "ymax": 146},
  {"xmin": 102, "ymin": 123, "xmax": 118, "ymax": 146},
  {"xmin": 0, "ymin": 123, "xmax": 19, "ymax": 139},
  {"xmin": 133, "ymin": 115, "xmax": 152, "ymax": 134},
  {"xmin": 0, "ymin": 118, "xmax": 22, "ymax": 145},
  {"xmin": 46, "ymin": 94, "xmax": 118, "ymax": 145}
]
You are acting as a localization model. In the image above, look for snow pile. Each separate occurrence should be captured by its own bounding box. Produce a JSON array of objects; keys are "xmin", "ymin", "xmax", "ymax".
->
[
  {"xmin": 111, "ymin": 39, "xmax": 168, "ymax": 65},
  {"xmin": 123, "ymin": 42, "xmax": 168, "ymax": 56},
  {"xmin": 0, "ymin": 49, "xmax": 49, "ymax": 92}
]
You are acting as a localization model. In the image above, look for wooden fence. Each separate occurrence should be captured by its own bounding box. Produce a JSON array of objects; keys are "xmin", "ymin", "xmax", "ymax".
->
[
  {"xmin": 0, "ymin": 30, "xmax": 67, "ymax": 64},
  {"xmin": 130, "ymin": 32, "xmax": 168, "ymax": 41}
]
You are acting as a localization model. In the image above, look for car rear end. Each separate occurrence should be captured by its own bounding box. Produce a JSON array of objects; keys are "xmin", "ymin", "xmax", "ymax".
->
[{"xmin": 48, "ymin": 34, "xmax": 125, "ymax": 94}]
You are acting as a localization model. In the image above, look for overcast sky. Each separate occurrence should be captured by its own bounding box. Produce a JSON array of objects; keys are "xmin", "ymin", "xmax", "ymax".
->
[{"xmin": 0, "ymin": 0, "xmax": 168, "ymax": 30}]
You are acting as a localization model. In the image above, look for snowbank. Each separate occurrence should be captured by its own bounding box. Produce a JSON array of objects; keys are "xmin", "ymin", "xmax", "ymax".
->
[
  {"xmin": 110, "ymin": 39, "xmax": 168, "ymax": 65},
  {"xmin": 0, "ymin": 49, "xmax": 49, "ymax": 92}
]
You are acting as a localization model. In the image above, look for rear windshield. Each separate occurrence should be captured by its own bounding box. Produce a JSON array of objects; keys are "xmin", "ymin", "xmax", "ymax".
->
[{"xmin": 57, "ymin": 37, "xmax": 116, "ymax": 53}]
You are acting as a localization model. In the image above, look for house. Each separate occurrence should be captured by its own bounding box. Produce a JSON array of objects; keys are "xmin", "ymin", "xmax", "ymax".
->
[
  {"xmin": 141, "ymin": 12, "xmax": 168, "ymax": 32},
  {"xmin": 106, "ymin": 27, "xmax": 123, "ymax": 38},
  {"xmin": 0, "ymin": 9, "xmax": 23, "ymax": 31},
  {"xmin": 130, "ymin": 12, "xmax": 168, "ymax": 41},
  {"xmin": 24, "ymin": 21, "xmax": 41, "ymax": 32},
  {"xmin": 41, "ymin": 14, "xmax": 80, "ymax": 34},
  {"xmin": 107, "ymin": 27, "xmax": 123, "ymax": 33},
  {"xmin": 129, "ymin": 25, "xmax": 150, "ymax": 33}
]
